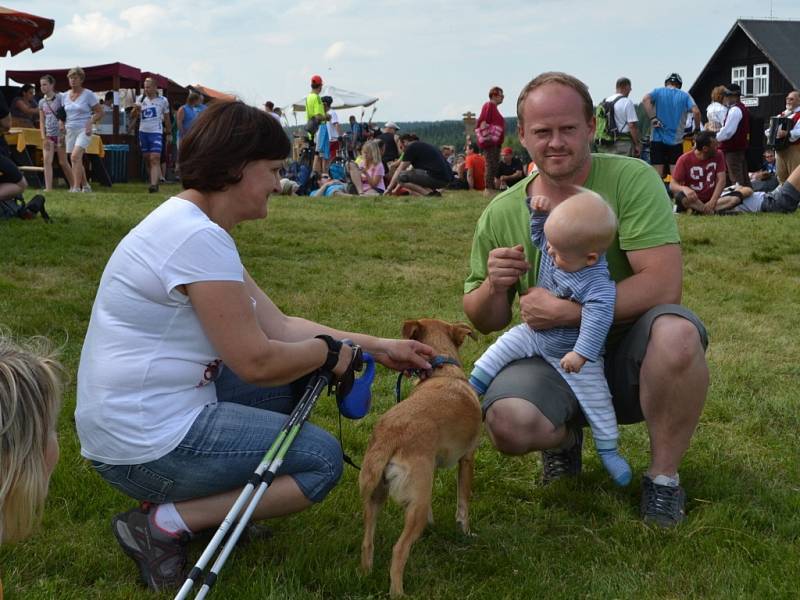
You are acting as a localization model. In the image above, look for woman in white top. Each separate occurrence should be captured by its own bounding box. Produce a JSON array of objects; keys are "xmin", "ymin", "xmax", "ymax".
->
[
  {"xmin": 705, "ymin": 85, "xmax": 728, "ymax": 133},
  {"xmin": 62, "ymin": 66, "xmax": 102, "ymax": 193},
  {"xmin": 76, "ymin": 100, "xmax": 435, "ymax": 591}
]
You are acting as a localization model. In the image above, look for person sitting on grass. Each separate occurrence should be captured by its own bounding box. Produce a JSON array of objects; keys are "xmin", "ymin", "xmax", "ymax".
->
[
  {"xmin": 75, "ymin": 100, "xmax": 435, "ymax": 592},
  {"xmin": 465, "ymin": 142, "xmax": 486, "ymax": 192},
  {"xmin": 347, "ymin": 139, "xmax": 385, "ymax": 195},
  {"xmin": 669, "ymin": 131, "xmax": 727, "ymax": 214},
  {"xmin": 0, "ymin": 334, "xmax": 64, "ymax": 551},
  {"xmin": 384, "ymin": 134, "xmax": 453, "ymax": 197},
  {"xmin": 469, "ymin": 190, "xmax": 632, "ymax": 487},
  {"xmin": 713, "ymin": 160, "xmax": 800, "ymax": 214}
]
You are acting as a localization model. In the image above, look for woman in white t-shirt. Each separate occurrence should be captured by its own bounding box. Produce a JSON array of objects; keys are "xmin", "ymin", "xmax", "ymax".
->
[
  {"xmin": 76, "ymin": 100, "xmax": 435, "ymax": 592},
  {"xmin": 62, "ymin": 66, "xmax": 102, "ymax": 193}
]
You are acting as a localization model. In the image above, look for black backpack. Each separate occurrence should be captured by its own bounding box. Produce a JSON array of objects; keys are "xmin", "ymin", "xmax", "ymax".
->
[{"xmin": 0, "ymin": 194, "xmax": 50, "ymax": 222}]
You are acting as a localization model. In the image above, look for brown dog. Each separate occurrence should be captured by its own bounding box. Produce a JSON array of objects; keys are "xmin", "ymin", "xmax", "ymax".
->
[{"xmin": 359, "ymin": 319, "xmax": 482, "ymax": 598}]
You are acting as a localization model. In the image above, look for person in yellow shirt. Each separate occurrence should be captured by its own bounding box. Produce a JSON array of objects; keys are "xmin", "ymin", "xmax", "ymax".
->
[{"xmin": 305, "ymin": 74, "xmax": 328, "ymax": 174}]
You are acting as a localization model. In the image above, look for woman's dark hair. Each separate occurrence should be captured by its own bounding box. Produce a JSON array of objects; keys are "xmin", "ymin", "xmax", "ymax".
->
[
  {"xmin": 180, "ymin": 100, "xmax": 291, "ymax": 192},
  {"xmin": 21, "ymin": 83, "xmax": 35, "ymax": 94}
]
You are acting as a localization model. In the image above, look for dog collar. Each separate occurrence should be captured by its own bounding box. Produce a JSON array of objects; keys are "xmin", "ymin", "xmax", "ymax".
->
[{"xmin": 394, "ymin": 355, "xmax": 461, "ymax": 403}]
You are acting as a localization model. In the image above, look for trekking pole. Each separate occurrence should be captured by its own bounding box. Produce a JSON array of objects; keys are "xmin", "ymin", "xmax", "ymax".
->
[
  {"xmin": 174, "ymin": 369, "xmax": 333, "ymax": 600},
  {"xmin": 192, "ymin": 370, "xmax": 333, "ymax": 600}
]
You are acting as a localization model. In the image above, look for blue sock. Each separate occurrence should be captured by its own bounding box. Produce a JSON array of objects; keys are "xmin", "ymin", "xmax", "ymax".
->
[{"xmin": 597, "ymin": 446, "xmax": 632, "ymax": 487}]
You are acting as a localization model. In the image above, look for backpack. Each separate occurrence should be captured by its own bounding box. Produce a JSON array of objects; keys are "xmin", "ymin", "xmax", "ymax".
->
[
  {"xmin": 594, "ymin": 95, "xmax": 625, "ymax": 146},
  {"xmin": 0, "ymin": 194, "xmax": 50, "ymax": 221}
]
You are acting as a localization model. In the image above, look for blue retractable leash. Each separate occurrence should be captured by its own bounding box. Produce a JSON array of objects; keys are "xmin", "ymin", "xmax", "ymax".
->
[{"xmin": 336, "ymin": 350, "xmax": 376, "ymax": 470}]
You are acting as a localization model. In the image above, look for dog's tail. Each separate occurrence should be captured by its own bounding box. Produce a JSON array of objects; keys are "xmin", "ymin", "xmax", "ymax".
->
[{"xmin": 358, "ymin": 439, "xmax": 396, "ymax": 501}]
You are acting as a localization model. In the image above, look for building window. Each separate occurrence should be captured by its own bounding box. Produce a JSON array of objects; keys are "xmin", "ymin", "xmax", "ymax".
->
[
  {"xmin": 753, "ymin": 64, "xmax": 769, "ymax": 96},
  {"xmin": 731, "ymin": 66, "xmax": 748, "ymax": 95}
]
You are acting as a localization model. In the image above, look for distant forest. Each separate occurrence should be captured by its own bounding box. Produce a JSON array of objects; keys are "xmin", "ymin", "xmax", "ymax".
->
[{"xmin": 289, "ymin": 104, "xmax": 654, "ymax": 162}]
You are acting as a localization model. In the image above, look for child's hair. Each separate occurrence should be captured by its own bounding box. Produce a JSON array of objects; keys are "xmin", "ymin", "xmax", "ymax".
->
[
  {"xmin": 546, "ymin": 188, "xmax": 618, "ymax": 255},
  {"xmin": 361, "ymin": 139, "xmax": 382, "ymax": 167},
  {"xmin": 0, "ymin": 334, "xmax": 63, "ymax": 543}
]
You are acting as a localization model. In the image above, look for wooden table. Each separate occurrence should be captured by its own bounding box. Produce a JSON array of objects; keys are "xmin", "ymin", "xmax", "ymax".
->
[{"xmin": 4, "ymin": 127, "xmax": 105, "ymax": 157}]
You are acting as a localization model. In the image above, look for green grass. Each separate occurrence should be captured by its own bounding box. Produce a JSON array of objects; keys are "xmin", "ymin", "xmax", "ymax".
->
[{"xmin": 1, "ymin": 184, "xmax": 799, "ymax": 599}]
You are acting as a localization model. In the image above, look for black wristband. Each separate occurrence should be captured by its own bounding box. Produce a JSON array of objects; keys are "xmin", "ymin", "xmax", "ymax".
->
[{"xmin": 314, "ymin": 335, "xmax": 342, "ymax": 372}]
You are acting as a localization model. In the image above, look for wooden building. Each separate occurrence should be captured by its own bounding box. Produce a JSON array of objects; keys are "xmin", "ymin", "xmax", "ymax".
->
[{"xmin": 689, "ymin": 19, "xmax": 800, "ymax": 168}]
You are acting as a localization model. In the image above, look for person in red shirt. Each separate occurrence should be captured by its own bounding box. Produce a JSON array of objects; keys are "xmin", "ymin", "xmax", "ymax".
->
[
  {"xmin": 669, "ymin": 131, "xmax": 727, "ymax": 214},
  {"xmin": 465, "ymin": 142, "xmax": 486, "ymax": 191},
  {"xmin": 476, "ymin": 86, "xmax": 505, "ymax": 193}
]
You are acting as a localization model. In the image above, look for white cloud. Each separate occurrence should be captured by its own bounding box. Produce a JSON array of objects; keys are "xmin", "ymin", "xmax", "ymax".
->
[
  {"xmin": 119, "ymin": 4, "xmax": 170, "ymax": 35},
  {"xmin": 63, "ymin": 12, "xmax": 127, "ymax": 49},
  {"xmin": 324, "ymin": 41, "xmax": 345, "ymax": 61}
]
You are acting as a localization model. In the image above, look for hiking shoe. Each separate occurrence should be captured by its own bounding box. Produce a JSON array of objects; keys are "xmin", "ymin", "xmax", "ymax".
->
[
  {"xmin": 111, "ymin": 503, "xmax": 190, "ymax": 591},
  {"xmin": 148, "ymin": 184, "xmax": 159, "ymax": 194},
  {"xmin": 640, "ymin": 475, "xmax": 687, "ymax": 527},
  {"xmin": 541, "ymin": 428, "xmax": 583, "ymax": 484}
]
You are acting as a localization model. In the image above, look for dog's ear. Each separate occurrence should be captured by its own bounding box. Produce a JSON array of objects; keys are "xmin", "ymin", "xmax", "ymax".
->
[
  {"xmin": 402, "ymin": 320, "xmax": 421, "ymax": 340},
  {"xmin": 450, "ymin": 322, "xmax": 476, "ymax": 347}
]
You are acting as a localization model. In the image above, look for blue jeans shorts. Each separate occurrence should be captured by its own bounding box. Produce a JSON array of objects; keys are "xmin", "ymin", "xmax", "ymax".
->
[{"xmin": 90, "ymin": 368, "xmax": 343, "ymax": 504}]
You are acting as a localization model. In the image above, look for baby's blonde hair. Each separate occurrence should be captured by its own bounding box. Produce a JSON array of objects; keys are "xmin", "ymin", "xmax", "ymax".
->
[
  {"xmin": 0, "ymin": 334, "xmax": 63, "ymax": 543},
  {"xmin": 545, "ymin": 188, "xmax": 617, "ymax": 255}
]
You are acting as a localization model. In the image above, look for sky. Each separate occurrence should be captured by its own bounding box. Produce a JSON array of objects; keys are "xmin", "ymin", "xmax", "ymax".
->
[{"xmin": 5, "ymin": 1, "xmax": 800, "ymax": 125}]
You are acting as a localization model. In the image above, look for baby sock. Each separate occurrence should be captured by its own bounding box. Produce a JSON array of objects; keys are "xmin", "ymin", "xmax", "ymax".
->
[
  {"xmin": 468, "ymin": 366, "xmax": 492, "ymax": 396},
  {"xmin": 153, "ymin": 502, "xmax": 192, "ymax": 536},
  {"xmin": 596, "ymin": 444, "xmax": 632, "ymax": 487}
]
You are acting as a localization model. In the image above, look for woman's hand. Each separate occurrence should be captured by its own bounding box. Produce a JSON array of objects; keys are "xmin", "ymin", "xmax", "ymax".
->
[{"xmin": 370, "ymin": 338, "xmax": 434, "ymax": 372}]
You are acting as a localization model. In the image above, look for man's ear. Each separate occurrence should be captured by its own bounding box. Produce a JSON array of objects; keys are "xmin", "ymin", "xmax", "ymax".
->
[
  {"xmin": 402, "ymin": 320, "xmax": 421, "ymax": 340},
  {"xmin": 585, "ymin": 252, "xmax": 599, "ymax": 267}
]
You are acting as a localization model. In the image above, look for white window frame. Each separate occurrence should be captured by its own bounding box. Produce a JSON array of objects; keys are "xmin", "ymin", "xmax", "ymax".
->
[
  {"xmin": 752, "ymin": 63, "xmax": 769, "ymax": 96},
  {"xmin": 731, "ymin": 66, "xmax": 748, "ymax": 96}
]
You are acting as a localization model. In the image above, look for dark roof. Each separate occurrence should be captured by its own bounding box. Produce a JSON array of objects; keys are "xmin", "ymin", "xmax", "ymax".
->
[{"xmin": 691, "ymin": 19, "xmax": 800, "ymax": 92}]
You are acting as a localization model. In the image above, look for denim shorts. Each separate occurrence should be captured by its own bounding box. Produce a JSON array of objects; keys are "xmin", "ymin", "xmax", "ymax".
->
[{"xmin": 90, "ymin": 368, "xmax": 343, "ymax": 504}]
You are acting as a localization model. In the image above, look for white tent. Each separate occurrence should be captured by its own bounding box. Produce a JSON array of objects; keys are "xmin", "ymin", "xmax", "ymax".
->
[{"xmin": 287, "ymin": 84, "xmax": 378, "ymax": 112}]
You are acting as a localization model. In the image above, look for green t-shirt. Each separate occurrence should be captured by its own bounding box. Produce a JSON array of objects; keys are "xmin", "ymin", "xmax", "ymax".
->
[
  {"xmin": 305, "ymin": 92, "xmax": 325, "ymax": 121},
  {"xmin": 465, "ymin": 153, "xmax": 680, "ymax": 303}
]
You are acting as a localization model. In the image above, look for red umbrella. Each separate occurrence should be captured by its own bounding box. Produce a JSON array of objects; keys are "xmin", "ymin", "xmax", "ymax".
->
[{"xmin": 0, "ymin": 6, "xmax": 55, "ymax": 57}]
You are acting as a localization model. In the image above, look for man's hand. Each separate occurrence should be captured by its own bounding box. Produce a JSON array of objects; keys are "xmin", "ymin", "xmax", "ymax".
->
[
  {"xmin": 519, "ymin": 287, "xmax": 581, "ymax": 330},
  {"xmin": 560, "ymin": 351, "xmax": 587, "ymax": 373},
  {"xmin": 486, "ymin": 244, "xmax": 529, "ymax": 294},
  {"xmin": 684, "ymin": 188, "xmax": 699, "ymax": 204},
  {"xmin": 633, "ymin": 144, "xmax": 642, "ymax": 158}
]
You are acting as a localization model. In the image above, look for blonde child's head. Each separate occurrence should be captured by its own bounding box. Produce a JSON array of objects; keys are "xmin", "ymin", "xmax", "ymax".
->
[
  {"xmin": 361, "ymin": 139, "xmax": 382, "ymax": 167},
  {"xmin": 0, "ymin": 334, "xmax": 63, "ymax": 543},
  {"xmin": 543, "ymin": 189, "xmax": 617, "ymax": 272}
]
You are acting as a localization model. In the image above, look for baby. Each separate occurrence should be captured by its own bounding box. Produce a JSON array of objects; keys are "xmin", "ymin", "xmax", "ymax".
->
[{"xmin": 469, "ymin": 189, "xmax": 631, "ymax": 486}]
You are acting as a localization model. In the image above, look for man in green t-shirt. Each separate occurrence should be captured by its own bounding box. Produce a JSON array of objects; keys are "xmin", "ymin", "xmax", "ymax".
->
[
  {"xmin": 305, "ymin": 74, "xmax": 328, "ymax": 173},
  {"xmin": 463, "ymin": 72, "xmax": 709, "ymax": 527}
]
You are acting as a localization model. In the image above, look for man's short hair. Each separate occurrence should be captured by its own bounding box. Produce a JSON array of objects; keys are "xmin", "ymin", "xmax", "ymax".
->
[
  {"xmin": 489, "ymin": 86, "xmax": 503, "ymax": 99},
  {"xmin": 616, "ymin": 77, "xmax": 631, "ymax": 89},
  {"xmin": 40, "ymin": 74, "xmax": 55, "ymax": 85},
  {"xmin": 516, "ymin": 72, "xmax": 593, "ymax": 127},
  {"xmin": 264, "ymin": 101, "xmax": 275, "ymax": 111},
  {"xmin": 20, "ymin": 83, "xmax": 34, "ymax": 94},
  {"xmin": 694, "ymin": 130, "xmax": 716, "ymax": 150},
  {"xmin": 469, "ymin": 142, "xmax": 480, "ymax": 153},
  {"xmin": 399, "ymin": 133, "xmax": 419, "ymax": 143}
]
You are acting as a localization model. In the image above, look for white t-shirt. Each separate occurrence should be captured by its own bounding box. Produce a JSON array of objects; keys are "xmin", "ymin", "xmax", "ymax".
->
[
  {"xmin": 604, "ymin": 93, "xmax": 638, "ymax": 135},
  {"xmin": 327, "ymin": 109, "xmax": 340, "ymax": 140},
  {"xmin": 76, "ymin": 197, "xmax": 244, "ymax": 464},
  {"xmin": 62, "ymin": 89, "xmax": 98, "ymax": 130},
  {"xmin": 137, "ymin": 95, "xmax": 170, "ymax": 134}
]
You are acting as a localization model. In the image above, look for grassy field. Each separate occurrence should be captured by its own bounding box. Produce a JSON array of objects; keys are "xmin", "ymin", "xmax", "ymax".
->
[{"xmin": 1, "ymin": 184, "xmax": 799, "ymax": 599}]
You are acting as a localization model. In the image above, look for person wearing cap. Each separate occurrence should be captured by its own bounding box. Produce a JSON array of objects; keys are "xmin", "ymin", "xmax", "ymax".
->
[
  {"xmin": 715, "ymin": 83, "xmax": 751, "ymax": 187},
  {"xmin": 669, "ymin": 130, "xmax": 727, "ymax": 214},
  {"xmin": 476, "ymin": 86, "xmax": 506, "ymax": 195},
  {"xmin": 766, "ymin": 90, "xmax": 800, "ymax": 185},
  {"xmin": 495, "ymin": 147, "xmax": 524, "ymax": 189},
  {"xmin": 378, "ymin": 121, "xmax": 401, "ymax": 169},
  {"xmin": 642, "ymin": 73, "xmax": 701, "ymax": 179},
  {"xmin": 596, "ymin": 77, "xmax": 642, "ymax": 158},
  {"xmin": 305, "ymin": 75, "xmax": 328, "ymax": 173}
]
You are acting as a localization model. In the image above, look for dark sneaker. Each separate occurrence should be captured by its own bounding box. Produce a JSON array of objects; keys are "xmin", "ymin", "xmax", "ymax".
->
[
  {"xmin": 148, "ymin": 184, "xmax": 159, "ymax": 194},
  {"xmin": 640, "ymin": 475, "xmax": 687, "ymax": 527},
  {"xmin": 111, "ymin": 503, "xmax": 190, "ymax": 591},
  {"xmin": 541, "ymin": 428, "xmax": 583, "ymax": 484}
]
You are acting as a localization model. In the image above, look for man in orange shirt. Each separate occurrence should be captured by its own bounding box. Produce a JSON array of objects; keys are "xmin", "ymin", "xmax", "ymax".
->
[{"xmin": 465, "ymin": 142, "xmax": 486, "ymax": 191}]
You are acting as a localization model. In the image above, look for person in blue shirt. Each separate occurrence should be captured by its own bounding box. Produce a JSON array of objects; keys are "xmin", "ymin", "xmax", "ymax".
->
[{"xmin": 642, "ymin": 73, "xmax": 701, "ymax": 179}]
